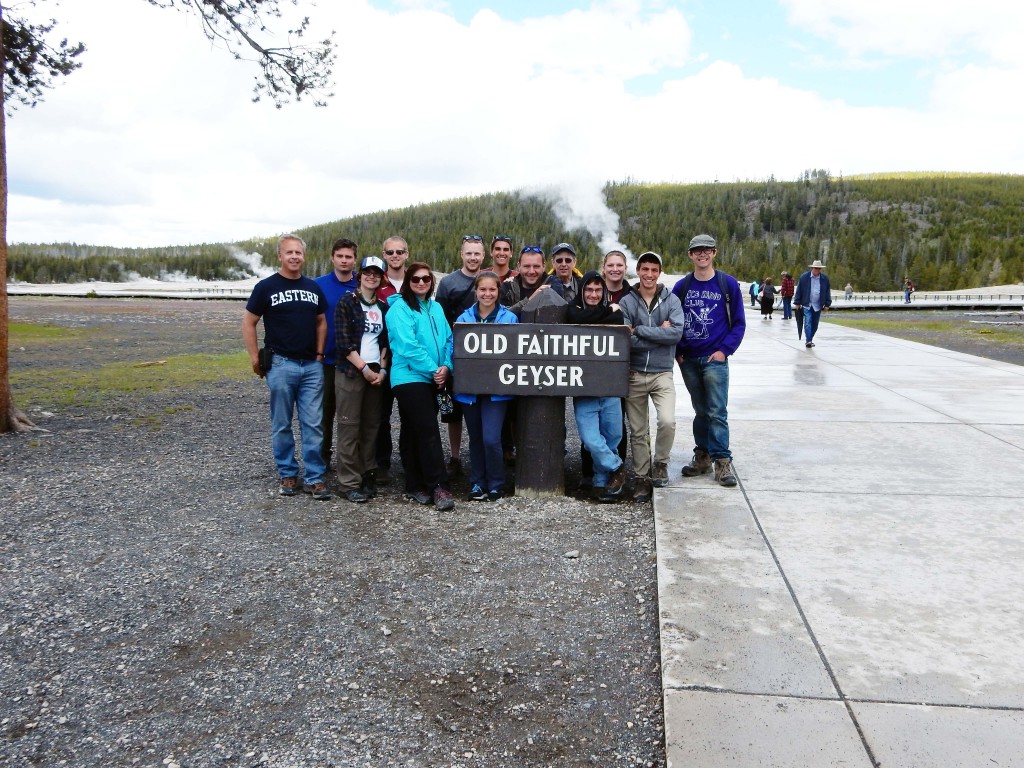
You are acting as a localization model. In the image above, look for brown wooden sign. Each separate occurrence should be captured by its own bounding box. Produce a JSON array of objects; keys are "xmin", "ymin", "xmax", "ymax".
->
[{"xmin": 452, "ymin": 323, "xmax": 630, "ymax": 397}]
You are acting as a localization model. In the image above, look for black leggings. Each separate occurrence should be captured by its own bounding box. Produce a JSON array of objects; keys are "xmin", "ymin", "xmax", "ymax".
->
[{"xmin": 393, "ymin": 382, "xmax": 450, "ymax": 494}]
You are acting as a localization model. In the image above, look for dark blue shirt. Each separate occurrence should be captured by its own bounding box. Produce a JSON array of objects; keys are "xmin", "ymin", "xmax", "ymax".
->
[{"xmin": 246, "ymin": 273, "xmax": 327, "ymax": 360}]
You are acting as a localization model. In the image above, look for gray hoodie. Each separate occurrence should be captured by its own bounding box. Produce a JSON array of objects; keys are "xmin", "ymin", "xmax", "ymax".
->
[{"xmin": 618, "ymin": 284, "xmax": 685, "ymax": 372}]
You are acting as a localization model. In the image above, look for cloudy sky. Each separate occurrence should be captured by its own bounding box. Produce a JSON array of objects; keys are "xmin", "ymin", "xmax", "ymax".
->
[{"xmin": 7, "ymin": 0, "xmax": 1024, "ymax": 248}]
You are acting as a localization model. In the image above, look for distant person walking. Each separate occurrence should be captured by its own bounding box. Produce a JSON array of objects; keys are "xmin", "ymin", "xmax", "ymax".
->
[
  {"xmin": 903, "ymin": 277, "xmax": 915, "ymax": 304},
  {"xmin": 780, "ymin": 271, "xmax": 795, "ymax": 319},
  {"xmin": 793, "ymin": 259, "xmax": 832, "ymax": 348},
  {"xmin": 242, "ymin": 234, "xmax": 330, "ymax": 500},
  {"xmin": 759, "ymin": 277, "xmax": 777, "ymax": 319},
  {"xmin": 845, "ymin": 282, "xmax": 853, "ymax": 301},
  {"xmin": 749, "ymin": 279, "xmax": 759, "ymax": 307}
]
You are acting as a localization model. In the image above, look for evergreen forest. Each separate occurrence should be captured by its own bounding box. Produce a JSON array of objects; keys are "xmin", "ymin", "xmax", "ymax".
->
[{"xmin": 9, "ymin": 172, "xmax": 1024, "ymax": 291}]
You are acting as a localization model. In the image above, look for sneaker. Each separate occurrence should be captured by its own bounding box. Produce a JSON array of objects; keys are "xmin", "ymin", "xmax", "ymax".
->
[
  {"xmin": 805, "ymin": 341, "xmax": 815, "ymax": 348},
  {"xmin": 714, "ymin": 458, "xmax": 738, "ymax": 488},
  {"xmin": 486, "ymin": 489, "xmax": 503, "ymax": 502},
  {"xmin": 681, "ymin": 449, "xmax": 712, "ymax": 477},
  {"xmin": 446, "ymin": 458, "xmax": 462, "ymax": 478},
  {"xmin": 403, "ymin": 490, "xmax": 433, "ymax": 505},
  {"xmin": 468, "ymin": 484, "xmax": 488, "ymax": 502},
  {"xmin": 303, "ymin": 482, "xmax": 332, "ymax": 501},
  {"xmin": 360, "ymin": 471, "xmax": 378, "ymax": 498},
  {"xmin": 344, "ymin": 488, "xmax": 369, "ymax": 504},
  {"xmin": 633, "ymin": 477, "xmax": 653, "ymax": 504},
  {"xmin": 604, "ymin": 466, "xmax": 627, "ymax": 496},
  {"xmin": 651, "ymin": 461, "xmax": 669, "ymax": 488},
  {"xmin": 434, "ymin": 487, "xmax": 455, "ymax": 511},
  {"xmin": 279, "ymin": 476, "xmax": 299, "ymax": 496}
]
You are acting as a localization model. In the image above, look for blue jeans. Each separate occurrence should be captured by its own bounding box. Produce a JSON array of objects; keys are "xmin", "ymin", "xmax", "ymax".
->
[
  {"xmin": 782, "ymin": 296, "xmax": 792, "ymax": 319},
  {"xmin": 463, "ymin": 397, "xmax": 508, "ymax": 492},
  {"xmin": 266, "ymin": 355, "xmax": 326, "ymax": 483},
  {"xmin": 573, "ymin": 397, "xmax": 623, "ymax": 487},
  {"xmin": 803, "ymin": 307, "xmax": 822, "ymax": 342},
  {"xmin": 678, "ymin": 357, "xmax": 731, "ymax": 461}
]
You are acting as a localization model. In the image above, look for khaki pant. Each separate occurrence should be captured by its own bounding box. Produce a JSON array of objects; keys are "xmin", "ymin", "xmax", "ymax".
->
[
  {"xmin": 624, "ymin": 370, "xmax": 676, "ymax": 477},
  {"xmin": 334, "ymin": 372, "xmax": 384, "ymax": 491}
]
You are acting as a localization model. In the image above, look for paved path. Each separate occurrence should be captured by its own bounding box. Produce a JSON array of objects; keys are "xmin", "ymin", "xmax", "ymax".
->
[{"xmin": 655, "ymin": 307, "xmax": 1024, "ymax": 767}]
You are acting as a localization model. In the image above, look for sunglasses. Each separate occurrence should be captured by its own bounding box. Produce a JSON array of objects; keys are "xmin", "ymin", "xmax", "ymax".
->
[
  {"xmin": 554, "ymin": 257, "xmax": 574, "ymax": 264},
  {"xmin": 409, "ymin": 274, "xmax": 432, "ymax": 284},
  {"xmin": 384, "ymin": 249, "xmax": 407, "ymax": 256},
  {"xmin": 492, "ymin": 235, "xmax": 513, "ymax": 244},
  {"xmin": 462, "ymin": 235, "xmax": 483, "ymax": 242},
  {"xmin": 520, "ymin": 245, "xmax": 543, "ymax": 255}
]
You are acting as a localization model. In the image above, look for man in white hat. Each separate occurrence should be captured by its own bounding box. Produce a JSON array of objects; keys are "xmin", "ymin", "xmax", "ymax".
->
[{"xmin": 793, "ymin": 260, "xmax": 832, "ymax": 348}]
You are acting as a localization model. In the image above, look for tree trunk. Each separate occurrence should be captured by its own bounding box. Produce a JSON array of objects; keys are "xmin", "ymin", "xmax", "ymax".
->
[{"xmin": 0, "ymin": 7, "xmax": 38, "ymax": 433}]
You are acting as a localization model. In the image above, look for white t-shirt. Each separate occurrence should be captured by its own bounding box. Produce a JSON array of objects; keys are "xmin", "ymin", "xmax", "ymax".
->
[{"xmin": 360, "ymin": 301, "xmax": 384, "ymax": 365}]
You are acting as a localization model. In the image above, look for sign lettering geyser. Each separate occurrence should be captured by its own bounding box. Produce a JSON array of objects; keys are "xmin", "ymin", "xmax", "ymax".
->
[{"xmin": 452, "ymin": 323, "xmax": 631, "ymax": 397}]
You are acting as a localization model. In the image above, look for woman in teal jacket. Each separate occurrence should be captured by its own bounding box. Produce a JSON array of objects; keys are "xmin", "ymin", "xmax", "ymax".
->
[
  {"xmin": 385, "ymin": 262, "xmax": 455, "ymax": 511},
  {"xmin": 449, "ymin": 272, "xmax": 518, "ymax": 502}
]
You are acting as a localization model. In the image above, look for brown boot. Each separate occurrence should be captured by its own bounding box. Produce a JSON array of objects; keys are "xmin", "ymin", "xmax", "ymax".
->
[
  {"xmin": 604, "ymin": 465, "xmax": 628, "ymax": 497},
  {"xmin": 713, "ymin": 458, "xmax": 737, "ymax": 488},
  {"xmin": 681, "ymin": 448, "xmax": 712, "ymax": 477}
]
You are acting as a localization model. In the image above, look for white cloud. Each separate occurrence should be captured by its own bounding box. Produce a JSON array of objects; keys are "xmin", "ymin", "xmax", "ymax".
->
[{"xmin": 5, "ymin": 0, "xmax": 1024, "ymax": 248}]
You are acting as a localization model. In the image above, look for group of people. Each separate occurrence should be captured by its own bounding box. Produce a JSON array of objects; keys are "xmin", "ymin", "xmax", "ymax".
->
[
  {"xmin": 748, "ymin": 261, "xmax": 833, "ymax": 347},
  {"xmin": 243, "ymin": 231, "xmax": 751, "ymax": 510}
]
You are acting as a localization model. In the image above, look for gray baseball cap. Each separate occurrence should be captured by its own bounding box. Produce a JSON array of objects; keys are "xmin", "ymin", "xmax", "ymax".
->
[
  {"xmin": 688, "ymin": 234, "xmax": 717, "ymax": 250},
  {"xmin": 551, "ymin": 242, "xmax": 576, "ymax": 257}
]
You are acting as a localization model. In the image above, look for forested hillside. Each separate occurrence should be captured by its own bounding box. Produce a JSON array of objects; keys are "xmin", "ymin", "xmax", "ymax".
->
[
  {"xmin": 10, "ymin": 172, "xmax": 1024, "ymax": 291},
  {"xmin": 7, "ymin": 243, "xmax": 244, "ymax": 284}
]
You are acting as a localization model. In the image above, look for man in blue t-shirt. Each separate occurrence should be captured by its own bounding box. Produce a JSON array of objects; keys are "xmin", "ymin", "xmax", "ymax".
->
[
  {"xmin": 315, "ymin": 238, "xmax": 359, "ymax": 467},
  {"xmin": 671, "ymin": 234, "xmax": 746, "ymax": 488},
  {"xmin": 243, "ymin": 234, "xmax": 330, "ymax": 500}
]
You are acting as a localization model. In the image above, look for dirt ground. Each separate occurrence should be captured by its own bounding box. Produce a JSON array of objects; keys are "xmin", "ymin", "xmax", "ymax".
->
[{"xmin": 2, "ymin": 298, "xmax": 665, "ymax": 768}]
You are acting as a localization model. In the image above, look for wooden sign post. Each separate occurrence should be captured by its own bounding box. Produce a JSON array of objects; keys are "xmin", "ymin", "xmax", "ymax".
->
[{"xmin": 452, "ymin": 290, "xmax": 630, "ymax": 498}]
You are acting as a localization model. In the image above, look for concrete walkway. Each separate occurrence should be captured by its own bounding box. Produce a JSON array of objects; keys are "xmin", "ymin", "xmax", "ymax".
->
[{"xmin": 654, "ymin": 307, "xmax": 1024, "ymax": 767}]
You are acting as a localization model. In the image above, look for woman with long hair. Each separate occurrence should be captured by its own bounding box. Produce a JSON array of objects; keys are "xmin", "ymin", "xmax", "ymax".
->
[
  {"xmin": 451, "ymin": 272, "xmax": 518, "ymax": 502},
  {"xmin": 385, "ymin": 262, "xmax": 455, "ymax": 511}
]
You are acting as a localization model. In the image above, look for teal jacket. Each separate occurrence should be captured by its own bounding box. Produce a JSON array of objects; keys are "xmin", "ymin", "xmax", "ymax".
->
[{"xmin": 386, "ymin": 294, "xmax": 453, "ymax": 387}]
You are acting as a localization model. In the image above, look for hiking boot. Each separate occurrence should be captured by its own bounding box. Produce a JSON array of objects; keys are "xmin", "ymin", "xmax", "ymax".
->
[
  {"xmin": 681, "ymin": 449, "xmax": 712, "ymax": 477},
  {"xmin": 633, "ymin": 477, "xmax": 653, "ymax": 504},
  {"xmin": 714, "ymin": 458, "xmax": 738, "ymax": 488},
  {"xmin": 360, "ymin": 471, "xmax": 378, "ymax": 498},
  {"xmin": 303, "ymin": 482, "xmax": 332, "ymax": 501},
  {"xmin": 604, "ymin": 466, "xmax": 627, "ymax": 497},
  {"xmin": 651, "ymin": 461, "xmax": 669, "ymax": 488},
  {"xmin": 468, "ymin": 484, "xmax": 488, "ymax": 502},
  {"xmin": 434, "ymin": 487, "xmax": 455, "ymax": 511},
  {"xmin": 279, "ymin": 476, "xmax": 300, "ymax": 496},
  {"xmin": 403, "ymin": 490, "xmax": 433, "ymax": 505}
]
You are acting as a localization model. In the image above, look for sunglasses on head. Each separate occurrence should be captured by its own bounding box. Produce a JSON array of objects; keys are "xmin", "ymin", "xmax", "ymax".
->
[
  {"xmin": 462, "ymin": 235, "xmax": 483, "ymax": 242},
  {"xmin": 492, "ymin": 235, "xmax": 513, "ymax": 245},
  {"xmin": 520, "ymin": 245, "xmax": 543, "ymax": 255},
  {"xmin": 384, "ymin": 248, "xmax": 407, "ymax": 256},
  {"xmin": 409, "ymin": 274, "xmax": 432, "ymax": 284}
]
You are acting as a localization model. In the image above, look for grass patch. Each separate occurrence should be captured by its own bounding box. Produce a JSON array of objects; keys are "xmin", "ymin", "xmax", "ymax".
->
[
  {"xmin": 12, "ymin": 352, "xmax": 251, "ymax": 409},
  {"xmin": 823, "ymin": 316, "xmax": 956, "ymax": 333},
  {"xmin": 9, "ymin": 321, "xmax": 87, "ymax": 344}
]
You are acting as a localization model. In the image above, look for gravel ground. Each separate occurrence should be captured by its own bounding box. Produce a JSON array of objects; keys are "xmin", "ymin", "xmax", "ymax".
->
[{"xmin": 2, "ymin": 298, "xmax": 665, "ymax": 768}]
